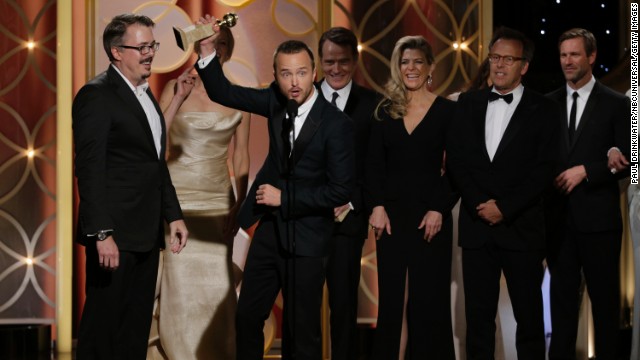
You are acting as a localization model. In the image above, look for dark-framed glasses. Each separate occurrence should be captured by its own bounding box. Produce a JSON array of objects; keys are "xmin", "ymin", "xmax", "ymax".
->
[
  {"xmin": 118, "ymin": 42, "xmax": 160, "ymax": 55},
  {"xmin": 487, "ymin": 53, "xmax": 524, "ymax": 66}
]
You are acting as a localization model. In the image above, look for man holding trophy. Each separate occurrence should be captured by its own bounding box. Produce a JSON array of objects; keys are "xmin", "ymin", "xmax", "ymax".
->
[{"xmin": 189, "ymin": 14, "xmax": 355, "ymax": 360}]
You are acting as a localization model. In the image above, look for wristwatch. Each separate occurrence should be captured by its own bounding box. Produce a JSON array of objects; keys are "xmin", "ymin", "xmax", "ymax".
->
[{"xmin": 96, "ymin": 230, "xmax": 113, "ymax": 241}]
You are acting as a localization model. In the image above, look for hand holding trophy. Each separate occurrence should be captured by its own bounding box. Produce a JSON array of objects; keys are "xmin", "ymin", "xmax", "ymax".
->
[{"xmin": 173, "ymin": 13, "xmax": 238, "ymax": 51}]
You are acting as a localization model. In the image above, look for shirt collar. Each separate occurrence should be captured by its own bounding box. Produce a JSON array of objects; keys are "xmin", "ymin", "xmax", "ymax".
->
[
  {"xmin": 111, "ymin": 64, "xmax": 149, "ymax": 96},
  {"xmin": 295, "ymin": 86, "xmax": 318, "ymax": 119},
  {"xmin": 566, "ymin": 75, "xmax": 595, "ymax": 99},
  {"xmin": 320, "ymin": 79, "xmax": 352, "ymax": 103}
]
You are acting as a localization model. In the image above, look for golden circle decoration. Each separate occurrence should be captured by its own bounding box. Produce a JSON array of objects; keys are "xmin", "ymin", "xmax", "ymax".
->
[
  {"xmin": 132, "ymin": 1, "xmax": 195, "ymax": 73},
  {"xmin": 271, "ymin": 0, "xmax": 316, "ymax": 37},
  {"xmin": 219, "ymin": 0, "xmax": 254, "ymax": 8}
]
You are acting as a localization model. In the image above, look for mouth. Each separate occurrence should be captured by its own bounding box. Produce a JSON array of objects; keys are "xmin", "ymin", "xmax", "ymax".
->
[
  {"xmin": 289, "ymin": 88, "xmax": 301, "ymax": 98},
  {"xmin": 493, "ymin": 71, "xmax": 507, "ymax": 78},
  {"xmin": 140, "ymin": 57, "xmax": 153, "ymax": 68}
]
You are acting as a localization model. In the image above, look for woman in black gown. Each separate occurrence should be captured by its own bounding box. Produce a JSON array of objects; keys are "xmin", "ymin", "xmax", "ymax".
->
[{"xmin": 366, "ymin": 35, "xmax": 457, "ymax": 359}]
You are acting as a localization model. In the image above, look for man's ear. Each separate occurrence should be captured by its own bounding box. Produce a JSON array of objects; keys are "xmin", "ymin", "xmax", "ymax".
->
[
  {"xmin": 588, "ymin": 51, "xmax": 597, "ymax": 67},
  {"xmin": 520, "ymin": 61, "xmax": 530, "ymax": 76},
  {"xmin": 111, "ymin": 47, "xmax": 122, "ymax": 61}
]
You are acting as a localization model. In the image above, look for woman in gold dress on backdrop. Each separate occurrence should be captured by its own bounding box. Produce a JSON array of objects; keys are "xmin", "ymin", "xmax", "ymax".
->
[{"xmin": 148, "ymin": 26, "xmax": 250, "ymax": 359}]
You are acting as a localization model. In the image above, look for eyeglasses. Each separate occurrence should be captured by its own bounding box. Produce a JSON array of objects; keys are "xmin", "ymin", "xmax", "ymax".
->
[
  {"xmin": 118, "ymin": 42, "xmax": 160, "ymax": 55},
  {"xmin": 487, "ymin": 53, "xmax": 525, "ymax": 66}
]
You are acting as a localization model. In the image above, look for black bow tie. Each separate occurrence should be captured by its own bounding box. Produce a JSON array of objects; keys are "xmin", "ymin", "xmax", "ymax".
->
[{"xmin": 488, "ymin": 92, "xmax": 513, "ymax": 104}]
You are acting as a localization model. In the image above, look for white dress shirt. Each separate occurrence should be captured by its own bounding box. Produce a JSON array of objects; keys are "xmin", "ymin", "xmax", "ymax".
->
[{"xmin": 485, "ymin": 84, "xmax": 524, "ymax": 161}]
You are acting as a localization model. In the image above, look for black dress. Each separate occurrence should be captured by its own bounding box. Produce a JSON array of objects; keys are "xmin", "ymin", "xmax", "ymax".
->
[{"xmin": 365, "ymin": 96, "xmax": 458, "ymax": 359}]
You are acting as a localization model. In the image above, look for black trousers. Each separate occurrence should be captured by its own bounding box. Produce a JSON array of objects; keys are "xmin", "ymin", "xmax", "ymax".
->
[
  {"xmin": 326, "ymin": 231, "xmax": 365, "ymax": 360},
  {"xmin": 547, "ymin": 219, "xmax": 621, "ymax": 360},
  {"xmin": 463, "ymin": 242, "xmax": 546, "ymax": 360},
  {"xmin": 76, "ymin": 244, "xmax": 159, "ymax": 360},
  {"xmin": 372, "ymin": 204, "xmax": 455, "ymax": 360},
  {"xmin": 236, "ymin": 218, "xmax": 327, "ymax": 360}
]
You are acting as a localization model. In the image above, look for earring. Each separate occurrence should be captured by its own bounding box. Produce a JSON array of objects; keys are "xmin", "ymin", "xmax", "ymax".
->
[{"xmin": 427, "ymin": 75, "xmax": 433, "ymax": 86}]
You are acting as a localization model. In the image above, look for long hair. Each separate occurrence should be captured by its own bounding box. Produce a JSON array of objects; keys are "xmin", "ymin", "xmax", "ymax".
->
[{"xmin": 376, "ymin": 35, "xmax": 435, "ymax": 120}]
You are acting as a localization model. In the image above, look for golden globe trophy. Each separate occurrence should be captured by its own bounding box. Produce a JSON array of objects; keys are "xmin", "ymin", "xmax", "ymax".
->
[{"xmin": 173, "ymin": 13, "xmax": 238, "ymax": 51}]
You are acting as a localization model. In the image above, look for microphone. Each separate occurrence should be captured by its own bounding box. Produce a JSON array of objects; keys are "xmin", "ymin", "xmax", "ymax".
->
[
  {"xmin": 286, "ymin": 99, "xmax": 298, "ymax": 124},
  {"xmin": 282, "ymin": 100, "xmax": 298, "ymax": 175}
]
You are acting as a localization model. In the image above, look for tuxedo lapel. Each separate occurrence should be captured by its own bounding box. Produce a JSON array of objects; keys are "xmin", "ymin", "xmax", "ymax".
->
[
  {"xmin": 571, "ymin": 82, "xmax": 600, "ymax": 150},
  {"xmin": 493, "ymin": 89, "xmax": 537, "ymax": 160},
  {"xmin": 147, "ymin": 88, "xmax": 166, "ymax": 158},
  {"xmin": 271, "ymin": 106, "xmax": 288, "ymax": 173},
  {"xmin": 108, "ymin": 67, "xmax": 157, "ymax": 156},
  {"xmin": 554, "ymin": 88, "xmax": 571, "ymax": 151},
  {"xmin": 292, "ymin": 97, "xmax": 324, "ymax": 167},
  {"xmin": 473, "ymin": 90, "xmax": 491, "ymax": 162},
  {"xmin": 343, "ymin": 84, "xmax": 359, "ymax": 116}
]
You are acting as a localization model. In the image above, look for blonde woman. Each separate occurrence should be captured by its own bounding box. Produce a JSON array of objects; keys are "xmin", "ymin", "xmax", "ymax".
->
[{"xmin": 365, "ymin": 35, "xmax": 457, "ymax": 359}]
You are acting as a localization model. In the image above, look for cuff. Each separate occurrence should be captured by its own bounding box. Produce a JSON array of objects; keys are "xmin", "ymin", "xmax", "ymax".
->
[
  {"xmin": 607, "ymin": 147, "xmax": 621, "ymax": 157},
  {"xmin": 197, "ymin": 51, "xmax": 217, "ymax": 69}
]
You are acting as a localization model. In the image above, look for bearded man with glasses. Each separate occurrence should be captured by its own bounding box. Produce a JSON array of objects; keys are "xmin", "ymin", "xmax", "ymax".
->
[{"xmin": 72, "ymin": 13, "xmax": 192, "ymax": 359}]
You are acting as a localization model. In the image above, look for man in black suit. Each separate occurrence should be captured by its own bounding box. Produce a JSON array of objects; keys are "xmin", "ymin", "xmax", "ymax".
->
[
  {"xmin": 195, "ymin": 17, "xmax": 355, "ymax": 359},
  {"xmin": 545, "ymin": 28, "xmax": 630, "ymax": 360},
  {"xmin": 317, "ymin": 27, "xmax": 379, "ymax": 360},
  {"xmin": 72, "ymin": 14, "xmax": 189, "ymax": 359},
  {"xmin": 447, "ymin": 27, "xmax": 561, "ymax": 360}
]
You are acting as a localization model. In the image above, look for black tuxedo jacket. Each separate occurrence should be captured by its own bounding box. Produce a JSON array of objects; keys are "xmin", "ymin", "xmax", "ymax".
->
[
  {"xmin": 197, "ymin": 57, "xmax": 355, "ymax": 257},
  {"xmin": 447, "ymin": 87, "xmax": 562, "ymax": 250},
  {"xmin": 318, "ymin": 80, "xmax": 379, "ymax": 239},
  {"xmin": 72, "ymin": 66, "xmax": 183, "ymax": 252},
  {"xmin": 545, "ymin": 81, "xmax": 630, "ymax": 233}
]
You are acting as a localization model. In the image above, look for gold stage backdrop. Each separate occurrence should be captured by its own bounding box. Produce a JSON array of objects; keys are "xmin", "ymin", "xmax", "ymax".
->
[{"xmin": 0, "ymin": 0, "xmax": 58, "ymax": 327}]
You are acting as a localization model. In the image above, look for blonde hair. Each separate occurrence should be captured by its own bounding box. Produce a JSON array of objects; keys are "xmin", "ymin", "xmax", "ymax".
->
[{"xmin": 376, "ymin": 35, "xmax": 435, "ymax": 120}]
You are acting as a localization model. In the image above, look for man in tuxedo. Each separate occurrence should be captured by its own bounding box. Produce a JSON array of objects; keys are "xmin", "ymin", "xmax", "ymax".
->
[
  {"xmin": 447, "ymin": 27, "xmax": 561, "ymax": 360},
  {"xmin": 545, "ymin": 28, "xmax": 630, "ymax": 360},
  {"xmin": 317, "ymin": 26, "xmax": 379, "ymax": 360},
  {"xmin": 195, "ymin": 17, "xmax": 355, "ymax": 359},
  {"xmin": 72, "ymin": 14, "xmax": 189, "ymax": 359}
]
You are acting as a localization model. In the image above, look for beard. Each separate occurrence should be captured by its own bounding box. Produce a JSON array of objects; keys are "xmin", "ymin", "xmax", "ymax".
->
[{"xmin": 563, "ymin": 66, "xmax": 588, "ymax": 84}]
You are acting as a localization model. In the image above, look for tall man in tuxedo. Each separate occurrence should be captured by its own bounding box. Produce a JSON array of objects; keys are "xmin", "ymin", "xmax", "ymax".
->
[
  {"xmin": 545, "ymin": 28, "xmax": 630, "ymax": 360},
  {"xmin": 317, "ymin": 27, "xmax": 379, "ymax": 360},
  {"xmin": 72, "ymin": 14, "xmax": 189, "ymax": 359},
  {"xmin": 195, "ymin": 17, "xmax": 355, "ymax": 359},
  {"xmin": 447, "ymin": 27, "xmax": 561, "ymax": 360}
]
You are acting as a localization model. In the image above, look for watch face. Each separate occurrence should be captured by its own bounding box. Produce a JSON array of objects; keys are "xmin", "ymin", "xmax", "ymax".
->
[{"xmin": 98, "ymin": 232, "xmax": 106, "ymax": 241}]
